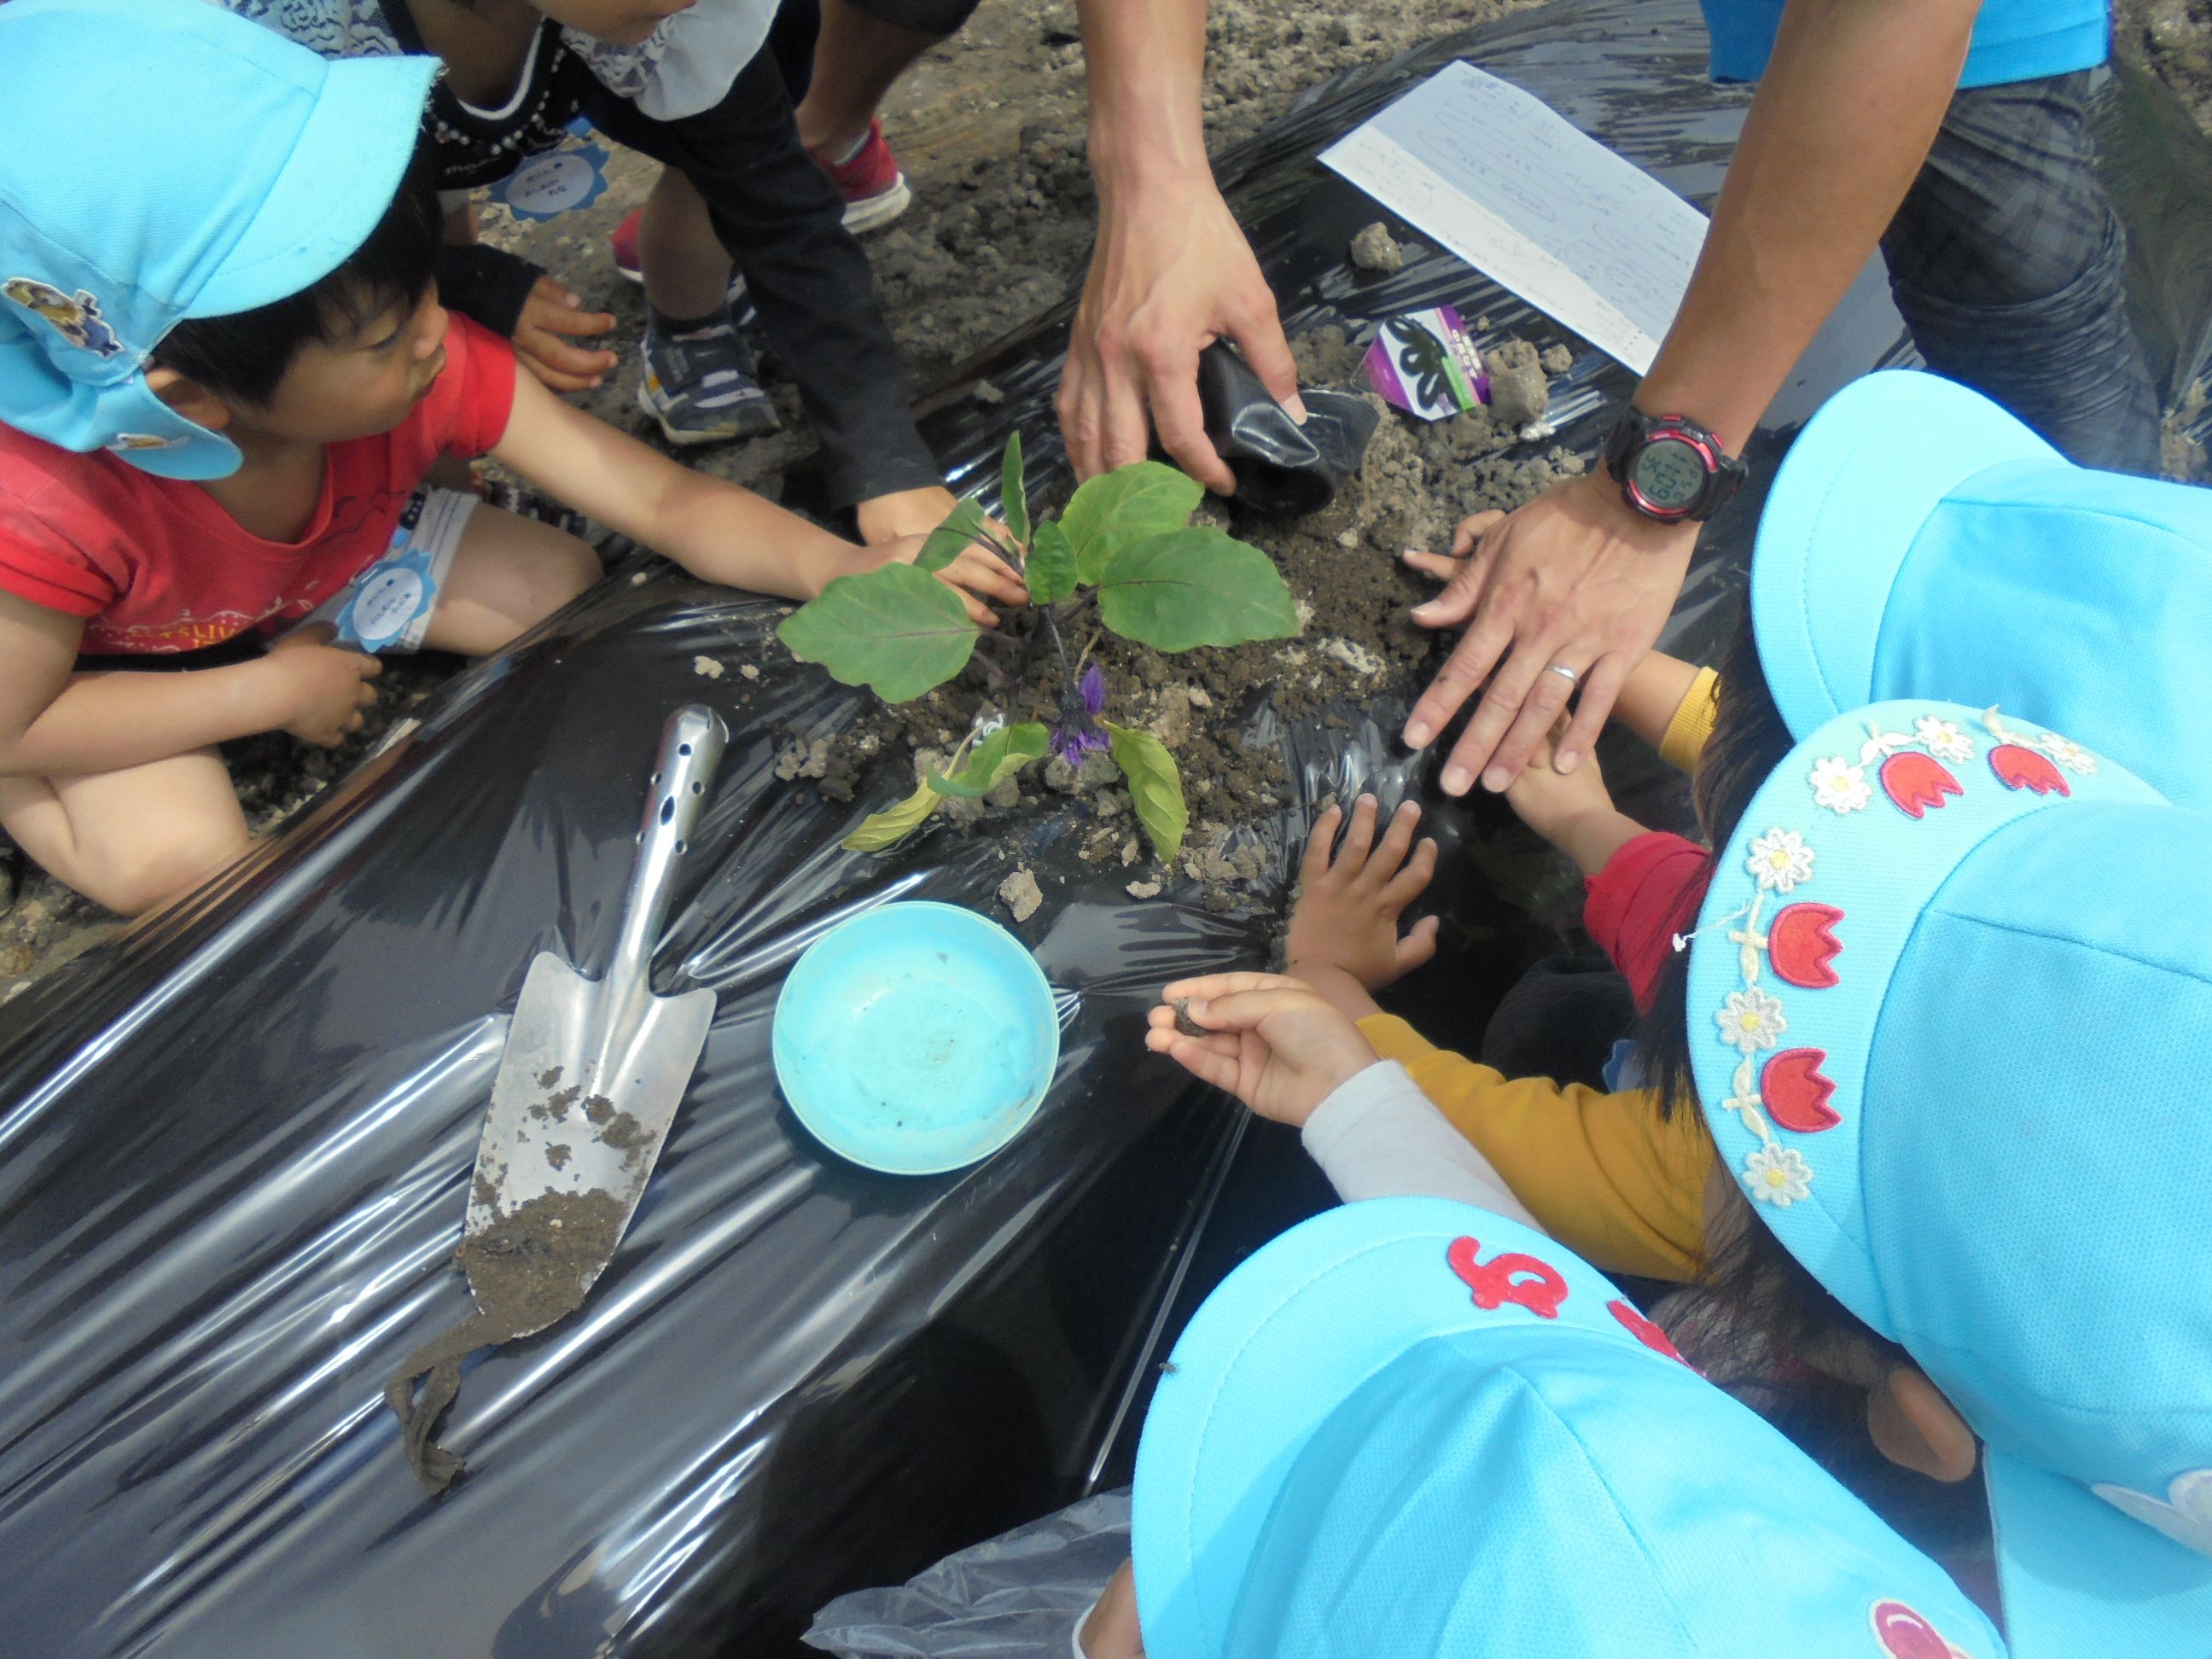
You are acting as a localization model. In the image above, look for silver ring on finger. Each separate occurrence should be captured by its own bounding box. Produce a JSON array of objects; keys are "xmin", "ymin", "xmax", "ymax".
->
[{"xmin": 1544, "ymin": 661, "xmax": 1580, "ymax": 686}]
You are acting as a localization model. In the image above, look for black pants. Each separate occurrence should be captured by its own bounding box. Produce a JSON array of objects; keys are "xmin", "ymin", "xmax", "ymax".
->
[
  {"xmin": 581, "ymin": 20, "xmax": 941, "ymax": 508},
  {"xmin": 1883, "ymin": 69, "xmax": 2161, "ymax": 474}
]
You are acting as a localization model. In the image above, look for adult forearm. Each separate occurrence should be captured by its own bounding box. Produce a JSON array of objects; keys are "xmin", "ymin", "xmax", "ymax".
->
[
  {"xmin": 1078, "ymin": 0, "xmax": 1210, "ymax": 196},
  {"xmin": 0, "ymin": 662, "xmax": 283, "ymax": 777},
  {"xmin": 1636, "ymin": 0, "xmax": 1978, "ymax": 447}
]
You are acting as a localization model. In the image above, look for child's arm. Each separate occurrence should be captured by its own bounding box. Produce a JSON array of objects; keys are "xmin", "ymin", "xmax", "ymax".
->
[
  {"xmin": 489, "ymin": 365, "xmax": 1029, "ymax": 617},
  {"xmin": 1501, "ymin": 725, "xmax": 1648, "ymax": 876},
  {"xmin": 0, "ymin": 596, "xmax": 379, "ymax": 777},
  {"xmin": 1609, "ymin": 649, "xmax": 1702, "ymax": 753},
  {"xmin": 1146, "ymin": 972, "xmax": 1539, "ymax": 1221}
]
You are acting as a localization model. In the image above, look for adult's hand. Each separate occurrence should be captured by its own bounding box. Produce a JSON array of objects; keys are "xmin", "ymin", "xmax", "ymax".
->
[
  {"xmin": 1400, "ymin": 472, "xmax": 1697, "ymax": 794},
  {"xmin": 1058, "ymin": 178, "xmax": 1303, "ymax": 494}
]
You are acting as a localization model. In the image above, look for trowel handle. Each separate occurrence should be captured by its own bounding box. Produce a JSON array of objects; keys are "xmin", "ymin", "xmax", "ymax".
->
[{"xmin": 608, "ymin": 704, "xmax": 729, "ymax": 993}]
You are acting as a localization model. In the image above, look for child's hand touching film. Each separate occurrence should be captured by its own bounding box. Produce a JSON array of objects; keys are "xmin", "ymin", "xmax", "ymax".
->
[
  {"xmin": 1146, "ymin": 973, "xmax": 1380, "ymax": 1127},
  {"xmin": 1284, "ymin": 795, "xmax": 1440, "ymax": 992}
]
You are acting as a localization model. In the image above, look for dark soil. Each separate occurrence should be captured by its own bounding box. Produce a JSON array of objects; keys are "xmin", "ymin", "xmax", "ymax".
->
[{"xmin": 457, "ymin": 1187, "xmax": 630, "ymax": 1332}]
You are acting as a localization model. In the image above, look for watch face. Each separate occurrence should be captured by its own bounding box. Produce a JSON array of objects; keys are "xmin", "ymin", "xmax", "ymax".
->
[{"xmin": 1630, "ymin": 436, "xmax": 1708, "ymax": 512}]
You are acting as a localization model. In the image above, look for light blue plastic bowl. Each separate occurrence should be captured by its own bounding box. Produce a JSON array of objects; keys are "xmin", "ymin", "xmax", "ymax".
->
[{"xmin": 772, "ymin": 901, "xmax": 1060, "ymax": 1175}]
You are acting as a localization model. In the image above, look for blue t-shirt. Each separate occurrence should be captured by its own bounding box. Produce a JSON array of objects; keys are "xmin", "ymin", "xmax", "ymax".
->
[{"xmin": 1700, "ymin": 0, "xmax": 2107, "ymax": 90}]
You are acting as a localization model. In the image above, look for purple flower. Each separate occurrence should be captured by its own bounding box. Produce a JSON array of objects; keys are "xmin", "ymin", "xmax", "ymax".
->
[{"xmin": 1053, "ymin": 664, "xmax": 1109, "ymax": 765}]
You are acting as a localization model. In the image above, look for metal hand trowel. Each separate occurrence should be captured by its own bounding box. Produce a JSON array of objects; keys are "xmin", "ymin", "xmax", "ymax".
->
[{"xmin": 387, "ymin": 704, "xmax": 727, "ymax": 1493}]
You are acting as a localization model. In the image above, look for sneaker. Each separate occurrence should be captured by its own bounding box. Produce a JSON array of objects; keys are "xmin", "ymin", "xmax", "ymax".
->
[
  {"xmin": 814, "ymin": 119, "xmax": 911, "ymax": 234},
  {"xmin": 610, "ymin": 208, "xmax": 644, "ymax": 284},
  {"xmin": 637, "ymin": 319, "xmax": 782, "ymax": 446}
]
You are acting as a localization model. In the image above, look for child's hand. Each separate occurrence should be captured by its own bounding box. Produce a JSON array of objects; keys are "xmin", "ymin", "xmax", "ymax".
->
[
  {"xmin": 1284, "ymin": 795, "xmax": 1440, "ymax": 992},
  {"xmin": 855, "ymin": 484, "xmax": 959, "ymax": 545},
  {"xmin": 843, "ymin": 532, "xmax": 1029, "ymax": 627},
  {"xmin": 1078, "ymin": 1562, "xmax": 1144, "ymax": 1659},
  {"xmin": 1146, "ymin": 973, "xmax": 1380, "ymax": 1127},
  {"xmin": 513, "ymin": 276, "xmax": 619, "ymax": 393},
  {"xmin": 1501, "ymin": 725, "xmax": 1647, "ymax": 876},
  {"xmin": 265, "ymin": 627, "xmax": 382, "ymax": 746}
]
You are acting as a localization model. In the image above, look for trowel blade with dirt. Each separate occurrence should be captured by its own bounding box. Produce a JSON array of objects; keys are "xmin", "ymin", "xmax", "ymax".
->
[{"xmin": 461, "ymin": 703, "xmax": 728, "ymax": 1338}]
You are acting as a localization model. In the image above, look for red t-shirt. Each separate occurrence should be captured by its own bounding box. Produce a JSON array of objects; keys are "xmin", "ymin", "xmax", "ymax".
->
[
  {"xmin": 1582, "ymin": 830, "xmax": 1714, "ymax": 1012},
  {"xmin": 0, "ymin": 315, "xmax": 517, "ymax": 654}
]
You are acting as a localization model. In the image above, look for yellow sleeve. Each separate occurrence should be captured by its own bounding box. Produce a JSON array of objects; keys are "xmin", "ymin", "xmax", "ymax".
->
[
  {"xmin": 1357, "ymin": 1015, "xmax": 1713, "ymax": 1282},
  {"xmin": 1657, "ymin": 667, "xmax": 1721, "ymax": 773}
]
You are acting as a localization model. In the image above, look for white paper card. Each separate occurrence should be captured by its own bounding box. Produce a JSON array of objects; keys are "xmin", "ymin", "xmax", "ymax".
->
[{"xmin": 1320, "ymin": 62, "xmax": 1709, "ymax": 375}]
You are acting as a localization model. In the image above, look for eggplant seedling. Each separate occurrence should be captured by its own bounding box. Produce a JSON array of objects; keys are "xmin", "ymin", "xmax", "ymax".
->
[{"xmin": 778, "ymin": 436, "xmax": 1300, "ymax": 861}]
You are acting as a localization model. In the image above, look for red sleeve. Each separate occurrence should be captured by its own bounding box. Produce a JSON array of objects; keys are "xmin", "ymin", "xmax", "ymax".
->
[
  {"xmin": 423, "ymin": 314, "xmax": 521, "ymax": 461},
  {"xmin": 0, "ymin": 492, "xmax": 116, "ymax": 619},
  {"xmin": 1583, "ymin": 832, "xmax": 1714, "ymax": 1012}
]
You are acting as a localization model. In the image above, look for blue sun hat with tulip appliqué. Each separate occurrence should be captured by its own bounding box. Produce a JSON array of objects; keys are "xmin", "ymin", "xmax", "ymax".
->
[
  {"xmin": 0, "ymin": 0, "xmax": 438, "ymax": 480},
  {"xmin": 1685, "ymin": 696, "xmax": 2212, "ymax": 1655},
  {"xmin": 1129, "ymin": 1196, "xmax": 2005, "ymax": 1659}
]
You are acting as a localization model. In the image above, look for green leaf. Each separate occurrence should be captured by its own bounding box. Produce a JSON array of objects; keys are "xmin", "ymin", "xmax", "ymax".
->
[
  {"xmin": 1025, "ymin": 521, "xmax": 1077, "ymax": 606},
  {"xmin": 916, "ymin": 498, "xmax": 991, "ymax": 574},
  {"xmin": 841, "ymin": 778, "xmax": 942, "ymax": 853},
  {"xmin": 1092, "ymin": 527, "xmax": 1300, "ymax": 652},
  {"xmin": 777, "ymin": 563, "xmax": 980, "ymax": 701},
  {"xmin": 1105, "ymin": 721, "xmax": 1187, "ymax": 864},
  {"xmin": 1061, "ymin": 462, "xmax": 1204, "ymax": 584},
  {"xmin": 928, "ymin": 722, "xmax": 1051, "ymax": 797},
  {"xmin": 999, "ymin": 432, "xmax": 1030, "ymax": 549}
]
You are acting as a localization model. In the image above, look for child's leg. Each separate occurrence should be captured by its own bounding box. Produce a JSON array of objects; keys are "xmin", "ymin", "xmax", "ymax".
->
[
  {"xmin": 0, "ymin": 749, "xmax": 247, "ymax": 917},
  {"xmin": 637, "ymin": 168, "xmax": 736, "ymax": 323},
  {"xmin": 421, "ymin": 505, "xmax": 600, "ymax": 655}
]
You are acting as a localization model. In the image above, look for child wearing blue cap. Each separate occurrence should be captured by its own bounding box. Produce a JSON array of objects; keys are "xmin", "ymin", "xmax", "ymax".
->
[
  {"xmin": 0, "ymin": 0, "xmax": 1019, "ymax": 916},
  {"xmin": 813, "ymin": 1005, "xmax": 2010, "ymax": 1657}
]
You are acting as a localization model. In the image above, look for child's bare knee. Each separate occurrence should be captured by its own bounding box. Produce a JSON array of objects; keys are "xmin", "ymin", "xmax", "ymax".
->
[
  {"xmin": 548, "ymin": 534, "xmax": 601, "ymax": 608},
  {"xmin": 96, "ymin": 820, "xmax": 248, "ymax": 916}
]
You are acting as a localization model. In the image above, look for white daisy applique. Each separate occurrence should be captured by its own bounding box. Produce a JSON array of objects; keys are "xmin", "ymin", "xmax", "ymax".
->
[
  {"xmin": 1745, "ymin": 828, "xmax": 1814, "ymax": 893},
  {"xmin": 1715, "ymin": 987, "xmax": 1787, "ymax": 1055},
  {"xmin": 1743, "ymin": 1143, "xmax": 1813, "ymax": 1207},
  {"xmin": 1807, "ymin": 756, "xmax": 1871, "ymax": 814},
  {"xmin": 2043, "ymin": 733, "xmax": 2097, "ymax": 774},
  {"xmin": 1911, "ymin": 716, "xmax": 1973, "ymax": 764}
]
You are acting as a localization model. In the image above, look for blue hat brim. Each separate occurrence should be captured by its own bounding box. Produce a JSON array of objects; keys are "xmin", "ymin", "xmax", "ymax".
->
[
  {"xmin": 1130, "ymin": 1198, "xmax": 1650, "ymax": 1658},
  {"xmin": 193, "ymin": 51, "xmax": 439, "ymax": 320},
  {"xmin": 1751, "ymin": 371, "xmax": 2062, "ymax": 740},
  {"xmin": 1986, "ymin": 1451, "xmax": 2212, "ymax": 1657}
]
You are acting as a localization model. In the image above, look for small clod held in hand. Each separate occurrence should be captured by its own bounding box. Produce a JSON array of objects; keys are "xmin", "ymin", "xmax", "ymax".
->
[{"xmin": 1172, "ymin": 998, "xmax": 1207, "ymax": 1038}]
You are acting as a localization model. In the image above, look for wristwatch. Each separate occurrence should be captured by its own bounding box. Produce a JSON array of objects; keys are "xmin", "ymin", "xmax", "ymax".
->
[{"xmin": 1601, "ymin": 408, "xmax": 1746, "ymax": 524}]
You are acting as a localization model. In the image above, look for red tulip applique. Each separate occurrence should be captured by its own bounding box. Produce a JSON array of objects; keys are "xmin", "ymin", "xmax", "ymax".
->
[
  {"xmin": 1767, "ymin": 902, "xmax": 1844, "ymax": 989},
  {"xmin": 1881, "ymin": 751, "xmax": 1964, "ymax": 819},
  {"xmin": 1761, "ymin": 1047, "xmax": 1841, "ymax": 1133},
  {"xmin": 1988, "ymin": 743, "xmax": 2069, "ymax": 797}
]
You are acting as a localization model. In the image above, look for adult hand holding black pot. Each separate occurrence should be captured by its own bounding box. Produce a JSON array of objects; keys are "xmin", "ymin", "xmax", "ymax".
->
[{"xmin": 1060, "ymin": 0, "xmax": 1303, "ymax": 494}]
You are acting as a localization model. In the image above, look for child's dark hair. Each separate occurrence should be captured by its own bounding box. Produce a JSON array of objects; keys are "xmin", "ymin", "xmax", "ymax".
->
[
  {"xmin": 1633, "ymin": 594, "xmax": 1900, "ymax": 1364},
  {"xmin": 151, "ymin": 145, "xmax": 440, "ymax": 406}
]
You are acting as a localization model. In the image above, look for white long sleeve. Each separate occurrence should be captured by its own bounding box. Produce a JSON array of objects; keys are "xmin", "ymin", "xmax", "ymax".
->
[{"xmin": 1301, "ymin": 1060, "xmax": 1545, "ymax": 1230}]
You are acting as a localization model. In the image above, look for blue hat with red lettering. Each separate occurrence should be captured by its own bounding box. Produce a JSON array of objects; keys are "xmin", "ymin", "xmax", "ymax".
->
[
  {"xmin": 1687, "ymin": 698, "xmax": 2212, "ymax": 1656},
  {"xmin": 1751, "ymin": 370, "xmax": 2212, "ymax": 809},
  {"xmin": 1132, "ymin": 1196, "xmax": 2005, "ymax": 1658},
  {"xmin": 0, "ymin": 0, "xmax": 436, "ymax": 480}
]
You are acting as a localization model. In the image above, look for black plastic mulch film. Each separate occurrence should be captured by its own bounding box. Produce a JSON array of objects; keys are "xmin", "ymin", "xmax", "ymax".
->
[{"xmin": 2, "ymin": 3, "xmax": 2205, "ymax": 1653}]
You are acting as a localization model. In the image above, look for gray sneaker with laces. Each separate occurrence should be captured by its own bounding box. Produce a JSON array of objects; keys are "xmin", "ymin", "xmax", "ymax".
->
[{"xmin": 637, "ymin": 318, "xmax": 781, "ymax": 446}]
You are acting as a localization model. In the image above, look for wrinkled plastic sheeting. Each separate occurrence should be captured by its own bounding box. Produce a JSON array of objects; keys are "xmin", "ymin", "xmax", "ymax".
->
[
  {"xmin": 7, "ymin": 3, "xmax": 2210, "ymax": 1656},
  {"xmin": 805, "ymin": 1491, "xmax": 1132, "ymax": 1659}
]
